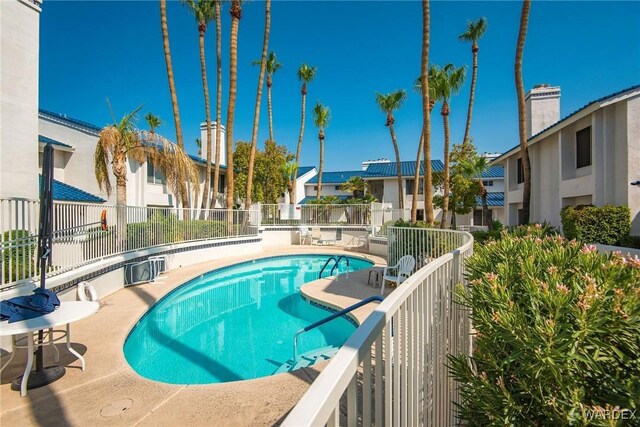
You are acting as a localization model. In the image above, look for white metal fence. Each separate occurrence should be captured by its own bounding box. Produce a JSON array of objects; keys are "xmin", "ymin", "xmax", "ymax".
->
[
  {"xmin": 1, "ymin": 199, "xmax": 259, "ymax": 287},
  {"xmin": 259, "ymin": 203, "xmax": 373, "ymax": 227},
  {"xmin": 283, "ymin": 226, "xmax": 473, "ymax": 426}
]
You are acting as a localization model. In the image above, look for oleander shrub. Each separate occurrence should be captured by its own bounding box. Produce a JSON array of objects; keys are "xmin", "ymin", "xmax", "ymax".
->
[
  {"xmin": 2, "ymin": 230, "xmax": 36, "ymax": 283},
  {"xmin": 561, "ymin": 205, "xmax": 631, "ymax": 246},
  {"xmin": 449, "ymin": 226, "xmax": 640, "ymax": 425}
]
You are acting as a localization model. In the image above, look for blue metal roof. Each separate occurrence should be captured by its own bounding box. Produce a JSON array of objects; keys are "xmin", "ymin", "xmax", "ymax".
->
[
  {"xmin": 494, "ymin": 84, "xmax": 640, "ymax": 162},
  {"xmin": 296, "ymin": 166, "xmax": 315, "ymax": 178},
  {"xmin": 39, "ymin": 175, "xmax": 106, "ymax": 203},
  {"xmin": 307, "ymin": 170, "xmax": 362, "ymax": 184},
  {"xmin": 299, "ymin": 195, "xmax": 350, "ymax": 205},
  {"xmin": 475, "ymin": 192, "xmax": 504, "ymax": 207},
  {"xmin": 39, "ymin": 108, "xmax": 102, "ymax": 132},
  {"xmin": 39, "ymin": 134, "xmax": 72, "ymax": 149},
  {"xmin": 188, "ymin": 154, "xmax": 227, "ymax": 169},
  {"xmin": 481, "ymin": 165, "xmax": 504, "ymax": 179},
  {"xmin": 362, "ymin": 160, "xmax": 445, "ymax": 178}
]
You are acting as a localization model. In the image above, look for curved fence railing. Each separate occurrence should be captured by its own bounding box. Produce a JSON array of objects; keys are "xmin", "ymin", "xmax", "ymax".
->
[
  {"xmin": 1, "ymin": 199, "xmax": 260, "ymax": 287},
  {"xmin": 283, "ymin": 226, "xmax": 473, "ymax": 426}
]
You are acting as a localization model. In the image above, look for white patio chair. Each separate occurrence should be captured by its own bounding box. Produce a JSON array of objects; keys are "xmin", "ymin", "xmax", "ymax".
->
[
  {"xmin": 298, "ymin": 226, "xmax": 313, "ymax": 245},
  {"xmin": 381, "ymin": 255, "xmax": 416, "ymax": 295}
]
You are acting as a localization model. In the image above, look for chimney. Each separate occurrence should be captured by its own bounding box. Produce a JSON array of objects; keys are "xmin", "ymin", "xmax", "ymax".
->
[
  {"xmin": 199, "ymin": 121, "xmax": 226, "ymax": 166},
  {"xmin": 525, "ymin": 84, "xmax": 561, "ymax": 138}
]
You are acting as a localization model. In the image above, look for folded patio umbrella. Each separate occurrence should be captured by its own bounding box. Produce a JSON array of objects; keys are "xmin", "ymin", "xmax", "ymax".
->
[{"xmin": 0, "ymin": 288, "xmax": 60, "ymax": 323}]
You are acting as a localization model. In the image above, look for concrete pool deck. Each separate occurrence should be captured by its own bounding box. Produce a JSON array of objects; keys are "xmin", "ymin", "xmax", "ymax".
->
[{"xmin": 0, "ymin": 246, "xmax": 388, "ymax": 426}]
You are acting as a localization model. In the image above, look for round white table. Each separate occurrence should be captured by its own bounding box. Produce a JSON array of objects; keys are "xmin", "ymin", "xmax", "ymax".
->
[{"xmin": 0, "ymin": 301, "xmax": 99, "ymax": 396}]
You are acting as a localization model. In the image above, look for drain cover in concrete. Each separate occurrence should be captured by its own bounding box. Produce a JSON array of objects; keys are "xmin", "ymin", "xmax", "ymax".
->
[{"xmin": 101, "ymin": 399, "xmax": 133, "ymax": 417}]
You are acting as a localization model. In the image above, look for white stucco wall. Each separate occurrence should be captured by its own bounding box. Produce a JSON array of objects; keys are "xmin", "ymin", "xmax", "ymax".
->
[
  {"xmin": 199, "ymin": 121, "xmax": 226, "ymax": 167},
  {"xmin": 500, "ymin": 89, "xmax": 640, "ymax": 234},
  {"xmin": 39, "ymin": 116, "xmax": 115, "ymax": 203},
  {"xmin": 0, "ymin": 0, "xmax": 41, "ymax": 200}
]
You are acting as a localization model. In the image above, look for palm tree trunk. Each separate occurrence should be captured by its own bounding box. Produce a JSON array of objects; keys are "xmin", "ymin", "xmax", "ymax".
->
[
  {"xmin": 440, "ymin": 109, "xmax": 450, "ymax": 229},
  {"xmin": 388, "ymin": 122, "xmax": 404, "ymax": 210},
  {"xmin": 450, "ymin": 197, "xmax": 457, "ymax": 229},
  {"xmin": 160, "ymin": 0, "xmax": 189, "ymax": 210},
  {"xmin": 316, "ymin": 136, "xmax": 324, "ymax": 200},
  {"xmin": 267, "ymin": 79, "xmax": 274, "ymax": 142},
  {"xmin": 421, "ymin": 0, "xmax": 434, "ymax": 224},
  {"xmin": 226, "ymin": 1, "xmax": 241, "ymax": 212},
  {"xmin": 293, "ymin": 87, "xmax": 307, "ymax": 204},
  {"xmin": 199, "ymin": 27, "xmax": 212, "ymax": 216},
  {"xmin": 462, "ymin": 45, "xmax": 478, "ymax": 146},
  {"xmin": 210, "ymin": 0, "xmax": 222, "ymax": 211},
  {"xmin": 410, "ymin": 130, "xmax": 424, "ymax": 223},
  {"xmin": 114, "ymin": 162, "xmax": 127, "ymax": 251},
  {"xmin": 515, "ymin": 0, "xmax": 531, "ymax": 224},
  {"xmin": 245, "ymin": 0, "xmax": 270, "ymax": 210}
]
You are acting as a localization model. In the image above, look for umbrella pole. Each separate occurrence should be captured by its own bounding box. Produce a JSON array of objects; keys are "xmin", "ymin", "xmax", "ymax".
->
[{"xmin": 11, "ymin": 142, "xmax": 65, "ymax": 392}]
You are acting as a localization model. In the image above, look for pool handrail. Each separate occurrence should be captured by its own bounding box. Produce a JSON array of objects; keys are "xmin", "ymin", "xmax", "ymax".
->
[
  {"xmin": 318, "ymin": 256, "xmax": 338, "ymax": 279},
  {"xmin": 293, "ymin": 295, "xmax": 384, "ymax": 361},
  {"xmin": 330, "ymin": 255, "xmax": 350, "ymax": 277}
]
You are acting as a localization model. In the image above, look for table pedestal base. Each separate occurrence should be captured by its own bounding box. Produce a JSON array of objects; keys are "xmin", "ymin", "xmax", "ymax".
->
[{"xmin": 11, "ymin": 366, "xmax": 66, "ymax": 392}]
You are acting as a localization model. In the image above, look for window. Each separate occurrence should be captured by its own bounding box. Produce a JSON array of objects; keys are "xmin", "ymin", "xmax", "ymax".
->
[
  {"xmin": 517, "ymin": 208, "xmax": 525, "ymax": 225},
  {"xmin": 406, "ymin": 179, "xmax": 424, "ymax": 195},
  {"xmin": 576, "ymin": 126, "xmax": 592, "ymax": 168},
  {"xmin": 210, "ymin": 173, "xmax": 226, "ymax": 193},
  {"xmin": 147, "ymin": 162, "xmax": 165, "ymax": 184},
  {"xmin": 335, "ymin": 185, "xmax": 341, "ymax": 191},
  {"xmin": 314, "ymin": 186, "xmax": 318, "ymax": 191},
  {"xmin": 416, "ymin": 209, "xmax": 424, "ymax": 221},
  {"xmin": 482, "ymin": 180, "xmax": 494, "ymax": 187},
  {"xmin": 516, "ymin": 158, "xmax": 524, "ymax": 184}
]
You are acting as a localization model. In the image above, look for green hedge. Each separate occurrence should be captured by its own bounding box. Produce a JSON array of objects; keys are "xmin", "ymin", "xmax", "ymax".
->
[
  {"xmin": 449, "ymin": 226, "xmax": 640, "ymax": 425},
  {"xmin": 561, "ymin": 205, "xmax": 631, "ymax": 246},
  {"xmin": 126, "ymin": 218, "xmax": 232, "ymax": 249},
  {"xmin": 2, "ymin": 230, "xmax": 36, "ymax": 283}
]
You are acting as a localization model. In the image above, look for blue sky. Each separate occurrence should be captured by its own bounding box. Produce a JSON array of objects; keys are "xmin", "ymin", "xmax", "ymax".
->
[{"xmin": 40, "ymin": 1, "xmax": 639, "ymax": 171}]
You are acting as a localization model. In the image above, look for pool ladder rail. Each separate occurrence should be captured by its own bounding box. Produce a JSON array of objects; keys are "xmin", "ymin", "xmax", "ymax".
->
[
  {"xmin": 293, "ymin": 295, "xmax": 384, "ymax": 361},
  {"xmin": 318, "ymin": 255, "xmax": 350, "ymax": 280}
]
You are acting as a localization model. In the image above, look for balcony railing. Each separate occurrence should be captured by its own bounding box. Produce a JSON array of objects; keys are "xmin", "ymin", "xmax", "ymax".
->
[
  {"xmin": 1, "ymin": 198, "xmax": 260, "ymax": 288},
  {"xmin": 283, "ymin": 226, "xmax": 473, "ymax": 426}
]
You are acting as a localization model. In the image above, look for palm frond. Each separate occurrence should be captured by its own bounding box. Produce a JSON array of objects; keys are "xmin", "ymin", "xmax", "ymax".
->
[
  {"xmin": 459, "ymin": 17, "xmax": 488, "ymax": 43},
  {"xmin": 297, "ymin": 64, "xmax": 317, "ymax": 83},
  {"xmin": 266, "ymin": 51, "xmax": 282, "ymax": 74},
  {"xmin": 182, "ymin": 0, "xmax": 215, "ymax": 25},
  {"xmin": 375, "ymin": 90, "xmax": 407, "ymax": 114},
  {"xmin": 143, "ymin": 132, "xmax": 201, "ymax": 201},
  {"xmin": 312, "ymin": 102, "xmax": 330, "ymax": 128},
  {"xmin": 94, "ymin": 139, "xmax": 112, "ymax": 195}
]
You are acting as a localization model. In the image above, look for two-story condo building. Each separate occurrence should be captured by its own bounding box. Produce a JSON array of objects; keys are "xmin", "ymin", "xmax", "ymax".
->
[{"xmin": 493, "ymin": 84, "xmax": 640, "ymax": 234}]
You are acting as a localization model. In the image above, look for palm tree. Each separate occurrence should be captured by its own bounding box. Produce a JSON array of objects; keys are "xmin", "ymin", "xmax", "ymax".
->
[
  {"xmin": 182, "ymin": 0, "xmax": 215, "ymax": 212},
  {"xmin": 375, "ymin": 90, "xmax": 407, "ymax": 210},
  {"xmin": 94, "ymin": 107, "xmax": 199, "ymax": 247},
  {"xmin": 293, "ymin": 64, "xmax": 317, "ymax": 203},
  {"xmin": 255, "ymin": 51, "xmax": 282, "ymax": 142},
  {"xmin": 430, "ymin": 64, "xmax": 466, "ymax": 228},
  {"xmin": 312, "ymin": 102, "xmax": 330, "ymax": 200},
  {"xmin": 410, "ymin": 76, "xmax": 437, "ymax": 222},
  {"xmin": 245, "ymin": 0, "xmax": 271, "ymax": 210},
  {"xmin": 515, "ymin": 0, "xmax": 531, "ymax": 224},
  {"xmin": 421, "ymin": 0, "xmax": 434, "ymax": 224},
  {"xmin": 210, "ymin": 0, "xmax": 223, "ymax": 210},
  {"xmin": 339, "ymin": 176, "xmax": 368, "ymax": 199},
  {"xmin": 144, "ymin": 113, "xmax": 163, "ymax": 134},
  {"xmin": 460, "ymin": 17, "xmax": 490, "ymax": 227},
  {"xmin": 160, "ymin": 0, "xmax": 190, "ymax": 209},
  {"xmin": 459, "ymin": 17, "xmax": 487, "ymax": 146},
  {"xmin": 226, "ymin": 0, "xmax": 242, "ymax": 210},
  {"xmin": 281, "ymin": 161, "xmax": 297, "ymax": 204}
]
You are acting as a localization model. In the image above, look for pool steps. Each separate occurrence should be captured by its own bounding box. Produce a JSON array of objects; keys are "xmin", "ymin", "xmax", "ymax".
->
[{"xmin": 273, "ymin": 346, "xmax": 340, "ymax": 374}]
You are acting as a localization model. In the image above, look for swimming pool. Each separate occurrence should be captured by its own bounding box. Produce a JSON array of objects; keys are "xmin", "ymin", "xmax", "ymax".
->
[{"xmin": 124, "ymin": 254, "xmax": 373, "ymax": 384}]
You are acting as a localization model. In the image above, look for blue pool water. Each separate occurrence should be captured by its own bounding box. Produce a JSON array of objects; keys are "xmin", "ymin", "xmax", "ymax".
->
[{"xmin": 124, "ymin": 254, "xmax": 373, "ymax": 384}]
